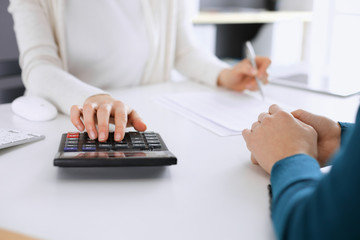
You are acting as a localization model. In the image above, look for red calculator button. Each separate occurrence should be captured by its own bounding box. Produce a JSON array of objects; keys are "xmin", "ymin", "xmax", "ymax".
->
[{"xmin": 67, "ymin": 132, "xmax": 80, "ymax": 138}]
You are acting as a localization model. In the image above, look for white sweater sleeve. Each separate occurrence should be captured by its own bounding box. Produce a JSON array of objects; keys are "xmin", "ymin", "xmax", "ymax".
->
[
  {"xmin": 174, "ymin": 0, "xmax": 230, "ymax": 87},
  {"xmin": 8, "ymin": 0, "xmax": 107, "ymax": 115}
]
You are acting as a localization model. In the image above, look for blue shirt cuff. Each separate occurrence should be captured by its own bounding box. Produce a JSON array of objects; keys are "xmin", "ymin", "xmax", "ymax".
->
[
  {"xmin": 338, "ymin": 122, "xmax": 355, "ymax": 147},
  {"xmin": 270, "ymin": 154, "xmax": 322, "ymax": 203}
]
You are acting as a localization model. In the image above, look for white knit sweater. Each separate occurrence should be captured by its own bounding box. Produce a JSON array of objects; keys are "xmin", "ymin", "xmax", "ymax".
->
[
  {"xmin": 8, "ymin": 0, "xmax": 229, "ymax": 114},
  {"xmin": 65, "ymin": 0, "xmax": 149, "ymax": 89}
]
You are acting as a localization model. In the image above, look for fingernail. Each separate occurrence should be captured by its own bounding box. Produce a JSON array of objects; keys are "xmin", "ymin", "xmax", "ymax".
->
[
  {"xmin": 99, "ymin": 132, "xmax": 105, "ymax": 141},
  {"xmin": 251, "ymin": 69, "xmax": 257, "ymax": 75},
  {"xmin": 76, "ymin": 124, "xmax": 83, "ymax": 131},
  {"xmin": 115, "ymin": 133, "xmax": 122, "ymax": 141},
  {"xmin": 89, "ymin": 131, "xmax": 96, "ymax": 139}
]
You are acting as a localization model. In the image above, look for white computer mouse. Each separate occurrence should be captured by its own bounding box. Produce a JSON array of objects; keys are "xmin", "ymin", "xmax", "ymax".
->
[{"xmin": 11, "ymin": 96, "xmax": 58, "ymax": 121}]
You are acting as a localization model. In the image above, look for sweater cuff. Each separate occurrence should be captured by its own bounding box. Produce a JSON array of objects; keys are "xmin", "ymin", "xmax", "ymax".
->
[
  {"xmin": 203, "ymin": 61, "xmax": 231, "ymax": 87},
  {"xmin": 338, "ymin": 122, "xmax": 355, "ymax": 147},
  {"xmin": 270, "ymin": 154, "xmax": 322, "ymax": 202}
]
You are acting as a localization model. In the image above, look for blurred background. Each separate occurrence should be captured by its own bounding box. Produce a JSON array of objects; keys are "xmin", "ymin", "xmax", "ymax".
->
[
  {"xmin": 0, "ymin": 0, "xmax": 23, "ymax": 104},
  {"xmin": 1, "ymin": 0, "xmax": 360, "ymax": 103},
  {"xmin": 191, "ymin": 0, "xmax": 360, "ymax": 96}
]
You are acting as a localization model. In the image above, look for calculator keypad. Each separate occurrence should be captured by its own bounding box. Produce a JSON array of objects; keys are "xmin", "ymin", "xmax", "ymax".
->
[{"xmin": 63, "ymin": 132, "xmax": 164, "ymax": 152}]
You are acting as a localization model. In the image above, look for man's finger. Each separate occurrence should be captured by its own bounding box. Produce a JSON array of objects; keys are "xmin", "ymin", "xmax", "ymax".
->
[
  {"xmin": 269, "ymin": 104, "xmax": 282, "ymax": 115},
  {"xmin": 291, "ymin": 109, "xmax": 318, "ymax": 126},
  {"xmin": 242, "ymin": 129, "xmax": 251, "ymax": 142},
  {"xmin": 258, "ymin": 112, "xmax": 269, "ymax": 123},
  {"xmin": 251, "ymin": 121, "xmax": 260, "ymax": 131},
  {"xmin": 251, "ymin": 154, "xmax": 259, "ymax": 165}
]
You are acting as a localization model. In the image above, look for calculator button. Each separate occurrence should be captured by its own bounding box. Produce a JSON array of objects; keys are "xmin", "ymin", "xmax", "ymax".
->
[
  {"xmin": 132, "ymin": 143, "xmax": 146, "ymax": 149},
  {"xmin": 149, "ymin": 144, "xmax": 161, "ymax": 149},
  {"xmin": 144, "ymin": 132, "xmax": 156, "ymax": 135},
  {"xmin": 82, "ymin": 145, "xmax": 96, "ymax": 151},
  {"xmin": 144, "ymin": 136, "xmax": 157, "ymax": 139},
  {"xmin": 114, "ymin": 143, "xmax": 129, "ymax": 149},
  {"xmin": 66, "ymin": 138, "xmax": 79, "ymax": 141},
  {"xmin": 67, "ymin": 132, "xmax": 80, "ymax": 138},
  {"xmin": 146, "ymin": 140, "xmax": 160, "ymax": 144},
  {"xmin": 64, "ymin": 146, "xmax": 78, "ymax": 152},
  {"xmin": 98, "ymin": 143, "xmax": 112, "ymax": 149},
  {"xmin": 145, "ymin": 138, "xmax": 159, "ymax": 142},
  {"xmin": 65, "ymin": 144, "xmax": 78, "ymax": 148},
  {"xmin": 130, "ymin": 135, "xmax": 143, "ymax": 139},
  {"xmin": 145, "ymin": 136, "xmax": 158, "ymax": 139}
]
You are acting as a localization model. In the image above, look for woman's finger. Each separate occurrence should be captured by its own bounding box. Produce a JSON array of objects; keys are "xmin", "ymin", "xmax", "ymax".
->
[
  {"xmin": 127, "ymin": 109, "xmax": 147, "ymax": 132},
  {"xmin": 96, "ymin": 104, "xmax": 112, "ymax": 142},
  {"xmin": 234, "ymin": 60, "xmax": 257, "ymax": 77},
  {"xmin": 113, "ymin": 101, "xmax": 128, "ymax": 142},
  {"xmin": 83, "ymin": 102, "xmax": 98, "ymax": 139},
  {"xmin": 256, "ymin": 57, "xmax": 271, "ymax": 73},
  {"xmin": 70, "ymin": 105, "xmax": 85, "ymax": 131},
  {"xmin": 255, "ymin": 57, "xmax": 271, "ymax": 84}
]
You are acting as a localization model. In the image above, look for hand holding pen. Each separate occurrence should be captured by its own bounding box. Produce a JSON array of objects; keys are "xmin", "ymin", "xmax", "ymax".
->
[{"xmin": 217, "ymin": 42, "xmax": 271, "ymax": 94}]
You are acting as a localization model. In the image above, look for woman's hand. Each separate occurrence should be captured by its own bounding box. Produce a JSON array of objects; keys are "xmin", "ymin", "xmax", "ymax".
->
[
  {"xmin": 292, "ymin": 109, "xmax": 341, "ymax": 167},
  {"xmin": 217, "ymin": 57, "xmax": 271, "ymax": 91},
  {"xmin": 70, "ymin": 94, "xmax": 147, "ymax": 142},
  {"xmin": 242, "ymin": 104, "xmax": 318, "ymax": 174}
]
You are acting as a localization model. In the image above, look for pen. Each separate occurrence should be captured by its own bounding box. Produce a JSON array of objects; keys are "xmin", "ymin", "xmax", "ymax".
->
[{"xmin": 245, "ymin": 41, "xmax": 265, "ymax": 100}]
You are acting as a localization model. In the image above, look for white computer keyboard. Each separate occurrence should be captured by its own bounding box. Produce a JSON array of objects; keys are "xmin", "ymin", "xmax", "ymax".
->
[{"xmin": 0, "ymin": 128, "xmax": 45, "ymax": 149}]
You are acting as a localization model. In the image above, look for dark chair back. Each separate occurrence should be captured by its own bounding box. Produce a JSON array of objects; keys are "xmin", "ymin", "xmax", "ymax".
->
[
  {"xmin": 0, "ymin": 0, "xmax": 25, "ymax": 103},
  {"xmin": 200, "ymin": 0, "xmax": 278, "ymax": 59}
]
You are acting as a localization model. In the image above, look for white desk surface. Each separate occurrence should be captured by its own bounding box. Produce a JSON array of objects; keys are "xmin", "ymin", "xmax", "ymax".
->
[
  {"xmin": 0, "ymin": 81, "xmax": 358, "ymax": 240},
  {"xmin": 193, "ymin": 11, "xmax": 313, "ymax": 24}
]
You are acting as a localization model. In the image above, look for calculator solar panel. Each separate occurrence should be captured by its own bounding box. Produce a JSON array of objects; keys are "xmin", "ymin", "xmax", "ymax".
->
[{"xmin": 54, "ymin": 132, "xmax": 177, "ymax": 167}]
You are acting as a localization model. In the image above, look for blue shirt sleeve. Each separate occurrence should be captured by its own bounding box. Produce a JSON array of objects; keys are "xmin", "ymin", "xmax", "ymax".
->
[
  {"xmin": 270, "ymin": 107, "xmax": 360, "ymax": 240},
  {"xmin": 338, "ymin": 121, "xmax": 355, "ymax": 147}
]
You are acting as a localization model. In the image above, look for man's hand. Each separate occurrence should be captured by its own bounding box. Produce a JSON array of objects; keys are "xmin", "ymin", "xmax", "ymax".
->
[
  {"xmin": 70, "ymin": 94, "xmax": 147, "ymax": 142},
  {"xmin": 242, "ymin": 105, "xmax": 318, "ymax": 174},
  {"xmin": 217, "ymin": 57, "xmax": 271, "ymax": 91},
  {"xmin": 292, "ymin": 109, "xmax": 341, "ymax": 167}
]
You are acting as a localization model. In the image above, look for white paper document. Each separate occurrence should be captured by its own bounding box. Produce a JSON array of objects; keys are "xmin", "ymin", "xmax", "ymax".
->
[{"xmin": 156, "ymin": 91, "xmax": 290, "ymax": 136}]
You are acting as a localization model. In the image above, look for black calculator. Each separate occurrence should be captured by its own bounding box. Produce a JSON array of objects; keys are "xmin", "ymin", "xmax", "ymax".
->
[{"xmin": 54, "ymin": 132, "xmax": 177, "ymax": 167}]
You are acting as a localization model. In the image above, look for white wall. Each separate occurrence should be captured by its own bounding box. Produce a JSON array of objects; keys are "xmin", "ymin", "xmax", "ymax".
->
[
  {"xmin": 310, "ymin": 0, "xmax": 360, "ymax": 92},
  {"xmin": 253, "ymin": 0, "xmax": 314, "ymax": 68}
]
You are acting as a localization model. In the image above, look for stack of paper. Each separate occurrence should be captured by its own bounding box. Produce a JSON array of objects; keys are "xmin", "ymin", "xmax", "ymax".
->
[{"xmin": 156, "ymin": 91, "xmax": 285, "ymax": 136}]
